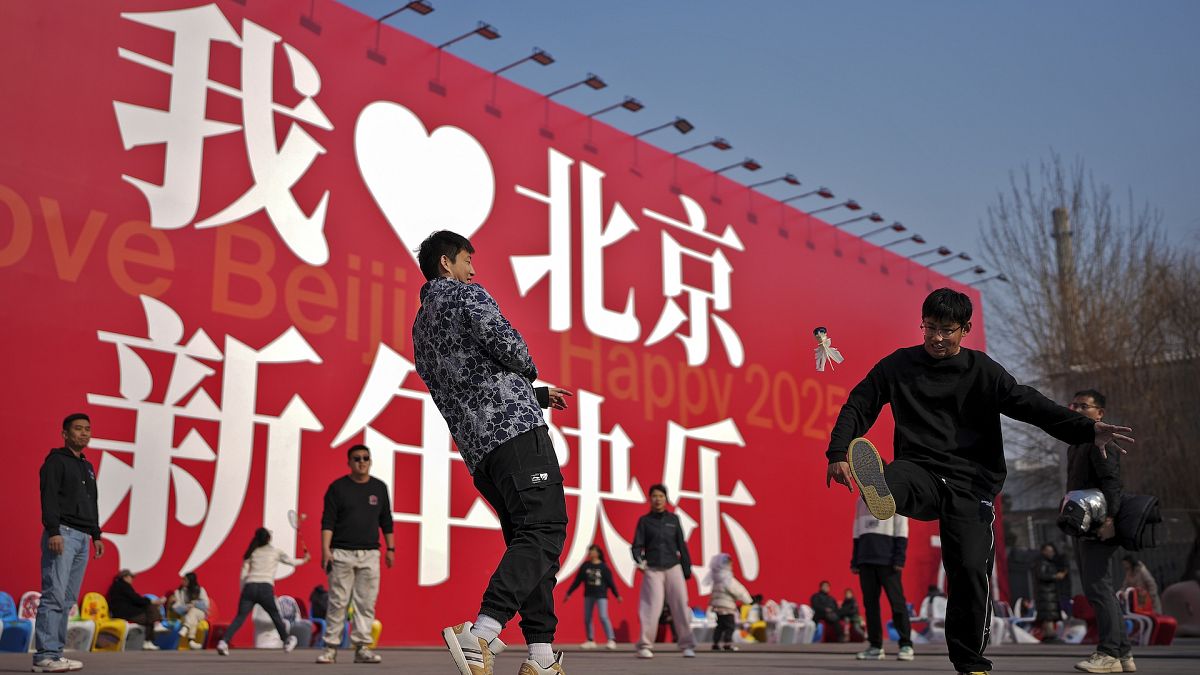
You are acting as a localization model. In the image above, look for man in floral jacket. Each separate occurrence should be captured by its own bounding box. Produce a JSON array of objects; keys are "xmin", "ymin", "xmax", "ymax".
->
[{"xmin": 413, "ymin": 230, "xmax": 571, "ymax": 675}]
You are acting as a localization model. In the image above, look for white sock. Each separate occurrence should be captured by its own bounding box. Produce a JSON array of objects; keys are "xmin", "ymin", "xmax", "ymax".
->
[
  {"xmin": 529, "ymin": 643, "xmax": 554, "ymax": 668},
  {"xmin": 470, "ymin": 614, "xmax": 502, "ymax": 642}
]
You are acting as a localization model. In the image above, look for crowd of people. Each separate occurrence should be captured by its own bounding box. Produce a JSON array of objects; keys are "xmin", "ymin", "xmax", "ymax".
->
[{"xmin": 34, "ymin": 235, "xmax": 1148, "ymax": 675}]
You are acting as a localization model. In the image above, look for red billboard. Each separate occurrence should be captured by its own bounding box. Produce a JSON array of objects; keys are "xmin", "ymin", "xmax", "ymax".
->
[{"xmin": 0, "ymin": 0, "xmax": 988, "ymax": 644}]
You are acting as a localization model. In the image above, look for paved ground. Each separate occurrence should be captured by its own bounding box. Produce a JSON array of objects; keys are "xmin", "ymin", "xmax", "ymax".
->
[{"xmin": 4, "ymin": 640, "xmax": 1199, "ymax": 675}]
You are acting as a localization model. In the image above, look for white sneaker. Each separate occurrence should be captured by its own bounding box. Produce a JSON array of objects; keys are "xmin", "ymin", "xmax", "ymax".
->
[
  {"xmin": 354, "ymin": 646, "xmax": 381, "ymax": 663},
  {"xmin": 31, "ymin": 657, "xmax": 74, "ymax": 673},
  {"xmin": 856, "ymin": 646, "xmax": 885, "ymax": 660},
  {"xmin": 284, "ymin": 635, "xmax": 298, "ymax": 653},
  {"xmin": 315, "ymin": 647, "xmax": 336, "ymax": 664},
  {"xmin": 518, "ymin": 652, "xmax": 565, "ymax": 674},
  {"xmin": 579, "ymin": 640, "xmax": 597, "ymax": 650},
  {"xmin": 682, "ymin": 648, "xmax": 696, "ymax": 658},
  {"xmin": 178, "ymin": 626, "xmax": 188, "ymax": 637},
  {"xmin": 605, "ymin": 640, "xmax": 617, "ymax": 650},
  {"xmin": 216, "ymin": 640, "xmax": 229, "ymax": 656},
  {"xmin": 442, "ymin": 622, "xmax": 506, "ymax": 675},
  {"xmin": 636, "ymin": 648, "xmax": 653, "ymax": 659},
  {"xmin": 1120, "ymin": 655, "xmax": 1137, "ymax": 672},
  {"xmin": 898, "ymin": 645, "xmax": 915, "ymax": 661},
  {"xmin": 1075, "ymin": 652, "xmax": 1123, "ymax": 673},
  {"xmin": 188, "ymin": 640, "xmax": 203, "ymax": 650}
]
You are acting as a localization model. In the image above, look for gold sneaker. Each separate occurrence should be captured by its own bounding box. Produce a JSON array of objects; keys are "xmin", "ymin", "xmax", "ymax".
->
[
  {"xmin": 848, "ymin": 437, "xmax": 896, "ymax": 520},
  {"xmin": 518, "ymin": 652, "xmax": 566, "ymax": 675},
  {"xmin": 443, "ymin": 622, "xmax": 507, "ymax": 675}
]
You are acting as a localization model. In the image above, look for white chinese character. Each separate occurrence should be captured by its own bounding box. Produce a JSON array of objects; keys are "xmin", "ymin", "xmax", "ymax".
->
[
  {"xmin": 643, "ymin": 195, "xmax": 746, "ymax": 367},
  {"xmin": 332, "ymin": 345, "xmax": 500, "ymax": 587},
  {"xmin": 549, "ymin": 390, "xmax": 646, "ymax": 586},
  {"xmin": 579, "ymin": 163, "xmax": 641, "ymax": 342},
  {"xmin": 89, "ymin": 295, "xmax": 323, "ymax": 576},
  {"xmin": 114, "ymin": 4, "xmax": 334, "ymax": 265},
  {"xmin": 512, "ymin": 149, "xmax": 573, "ymax": 331},
  {"xmin": 660, "ymin": 419, "xmax": 757, "ymax": 595}
]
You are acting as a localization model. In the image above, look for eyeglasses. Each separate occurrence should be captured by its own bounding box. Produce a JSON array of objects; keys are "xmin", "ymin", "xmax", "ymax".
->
[
  {"xmin": 1067, "ymin": 402, "xmax": 1100, "ymax": 411},
  {"xmin": 920, "ymin": 323, "xmax": 962, "ymax": 339},
  {"xmin": 350, "ymin": 456, "xmax": 372, "ymax": 462}
]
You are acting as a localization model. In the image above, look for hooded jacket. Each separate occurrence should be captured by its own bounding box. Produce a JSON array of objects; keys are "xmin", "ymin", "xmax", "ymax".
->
[
  {"xmin": 40, "ymin": 447, "xmax": 101, "ymax": 539},
  {"xmin": 412, "ymin": 277, "xmax": 546, "ymax": 474}
]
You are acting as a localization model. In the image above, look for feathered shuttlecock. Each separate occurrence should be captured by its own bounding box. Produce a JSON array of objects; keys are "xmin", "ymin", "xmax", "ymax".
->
[{"xmin": 813, "ymin": 326, "xmax": 844, "ymax": 372}]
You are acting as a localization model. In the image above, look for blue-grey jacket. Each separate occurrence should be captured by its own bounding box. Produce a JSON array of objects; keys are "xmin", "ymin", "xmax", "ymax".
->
[{"xmin": 412, "ymin": 277, "xmax": 545, "ymax": 474}]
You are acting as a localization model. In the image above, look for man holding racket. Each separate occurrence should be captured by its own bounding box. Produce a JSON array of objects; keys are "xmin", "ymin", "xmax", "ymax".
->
[
  {"xmin": 824, "ymin": 288, "xmax": 1133, "ymax": 675},
  {"xmin": 315, "ymin": 444, "xmax": 394, "ymax": 664},
  {"xmin": 412, "ymin": 231, "xmax": 572, "ymax": 675}
]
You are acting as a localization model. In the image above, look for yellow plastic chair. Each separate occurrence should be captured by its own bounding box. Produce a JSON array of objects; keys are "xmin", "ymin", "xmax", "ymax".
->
[{"xmin": 79, "ymin": 593, "xmax": 129, "ymax": 651}]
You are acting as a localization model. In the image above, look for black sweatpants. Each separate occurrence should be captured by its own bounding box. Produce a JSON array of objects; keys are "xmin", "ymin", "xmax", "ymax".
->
[
  {"xmin": 859, "ymin": 563, "xmax": 913, "ymax": 649},
  {"xmin": 473, "ymin": 426, "xmax": 569, "ymax": 645},
  {"xmin": 712, "ymin": 613, "xmax": 736, "ymax": 645},
  {"xmin": 886, "ymin": 460, "xmax": 995, "ymax": 673},
  {"xmin": 1077, "ymin": 538, "xmax": 1131, "ymax": 659}
]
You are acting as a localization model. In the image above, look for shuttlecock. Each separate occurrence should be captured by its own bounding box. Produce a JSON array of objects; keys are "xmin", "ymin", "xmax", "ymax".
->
[{"xmin": 813, "ymin": 326, "xmax": 845, "ymax": 372}]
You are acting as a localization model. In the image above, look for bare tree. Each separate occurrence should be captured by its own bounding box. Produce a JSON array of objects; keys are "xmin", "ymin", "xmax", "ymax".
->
[{"xmin": 979, "ymin": 154, "xmax": 1200, "ymax": 519}]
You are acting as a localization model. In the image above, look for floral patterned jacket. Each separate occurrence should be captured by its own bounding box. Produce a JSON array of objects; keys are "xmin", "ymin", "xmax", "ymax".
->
[{"xmin": 412, "ymin": 277, "xmax": 545, "ymax": 474}]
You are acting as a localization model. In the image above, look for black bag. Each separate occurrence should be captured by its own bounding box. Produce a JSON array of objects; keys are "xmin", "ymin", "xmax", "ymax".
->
[
  {"xmin": 1115, "ymin": 494, "xmax": 1162, "ymax": 551},
  {"xmin": 309, "ymin": 585, "xmax": 329, "ymax": 619}
]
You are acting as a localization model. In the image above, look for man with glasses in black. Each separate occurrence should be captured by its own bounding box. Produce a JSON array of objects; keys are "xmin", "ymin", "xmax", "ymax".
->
[
  {"xmin": 824, "ymin": 288, "xmax": 1133, "ymax": 675},
  {"xmin": 316, "ymin": 444, "xmax": 394, "ymax": 664},
  {"xmin": 1066, "ymin": 389, "xmax": 1135, "ymax": 674}
]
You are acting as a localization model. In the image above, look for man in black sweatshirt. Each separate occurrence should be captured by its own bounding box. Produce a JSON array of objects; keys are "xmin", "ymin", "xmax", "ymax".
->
[
  {"xmin": 825, "ymin": 288, "xmax": 1133, "ymax": 675},
  {"xmin": 316, "ymin": 444, "xmax": 394, "ymax": 665},
  {"xmin": 34, "ymin": 413, "xmax": 105, "ymax": 673}
]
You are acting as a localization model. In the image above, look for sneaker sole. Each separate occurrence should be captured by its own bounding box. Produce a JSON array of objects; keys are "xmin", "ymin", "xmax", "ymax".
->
[
  {"xmin": 848, "ymin": 437, "xmax": 895, "ymax": 520},
  {"xmin": 442, "ymin": 627, "xmax": 475, "ymax": 675}
]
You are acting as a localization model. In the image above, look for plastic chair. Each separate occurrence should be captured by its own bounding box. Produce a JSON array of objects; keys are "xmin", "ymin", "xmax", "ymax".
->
[
  {"xmin": 79, "ymin": 592, "xmax": 129, "ymax": 651},
  {"xmin": 18, "ymin": 592, "xmax": 40, "ymax": 652},
  {"xmin": 1124, "ymin": 587, "xmax": 1175, "ymax": 645},
  {"xmin": 252, "ymin": 601, "xmax": 289, "ymax": 648},
  {"xmin": 0, "ymin": 591, "xmax": 34, "ymax": 652},
  {"xmin": 278, "ymin": 596, "xmax": 314, "ymax": 647},
  {"xmin": 146, "ymin": 594, "xmax": 181, "ymax": 650},
  {"xmin": 65, "ymin": 604, "xmax": 96, "ymax": 652}
]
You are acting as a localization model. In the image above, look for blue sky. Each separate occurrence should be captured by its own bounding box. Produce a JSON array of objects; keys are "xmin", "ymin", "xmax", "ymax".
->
[{"xmin": 339, "ymin": 0, "xmax": 1199, "ymax": 264}]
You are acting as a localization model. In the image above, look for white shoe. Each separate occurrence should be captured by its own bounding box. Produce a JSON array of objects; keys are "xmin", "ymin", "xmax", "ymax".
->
[
  {"xmin": 31, "ymin": 657, "xmax": 75, "ymax": 673},
  {"xmin": 178, "ymin": 626, "xmax": 188, "ymax": 637},
  {"xmin": 284, "ymin": 635, "xmax": 298, "ymax": 653},
  {"xmin": 856, "ymin": 646, "xmax": 885, "ymax": 660},
  {"xmin": 636, "ymin": 648, "xmax": 653, "ymax": 659},
  {"xmin": 216, "ymin": 640, "xmax": 229, "ymax": 656},
  {"xmin": 682, "ymin": 648, "xmax": 696, "ymax": 658},
  {"xmin": 443, "ymin": 621, "xmax": 506, "ymax": 675},
  {"xmin": 188, "ymin": 640, "xmax": 203, "ymax": 650},
  {"xmin": 897, "ymin": 645, "xmax": 915, "ymax": 661},
  {"xmin": 1075, "ymin": 652, "xmax": 1123, "ymax": 673},
  {"xmin": 142, "ymin": 641, "xmax": 160, "ymax": 650},
  {"xmin": 579, "ymin": 640, "xmax": 597, "ymax": 650},
  {"xmin": 605, "ymin": 640, "xmax": 617, "ymax": 650},
  {"xmin": 315, "ymin": 647, "xmax": 337, "ymax": 664}
]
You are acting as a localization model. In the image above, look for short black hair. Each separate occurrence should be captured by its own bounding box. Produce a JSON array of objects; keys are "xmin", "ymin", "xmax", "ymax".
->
[
  {"xmin": 62, "ymin": 413, "xmax": 90, "ymax": 430},
  {"xmin": 417, "ymin": 230, "xmax": 475, "ymax": 281},
  {"xmin": 921, "ymin": 288, "xmax": 972, "ymax": 326},
  {"xmin": 347, "ymin": 444, "xmax": 370, "ymax": 460},
  {"xmin": 1074, "ymin": 389, "xmax": 1106, "ymax": 408},
  {"xmin": 648, "ymin": 483, "xmax": 669, "ymax": 498}
]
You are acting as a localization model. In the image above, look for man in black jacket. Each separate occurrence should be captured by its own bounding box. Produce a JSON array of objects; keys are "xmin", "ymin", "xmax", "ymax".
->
[
  {"xmin": 825, "ymin": 289, "xmax": 1133, "ymax": 675},
  {"xmin": 33, "ymin": 413, "xmax": 105, "ymax": 673},
  {"xmin": 631, "ymin": 484, "xmax": 695, "ymax": 659},
  {"xmin": 106, "ymin": 569, "xmax": 165, "ymax": 649},
  {"xmin": 809, "ymin": 580, "xmax": 843, "ymax": 642},
  {"xmin": 1065, "ymin": 389, "xmax": 1134, "ymax": 674}
]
